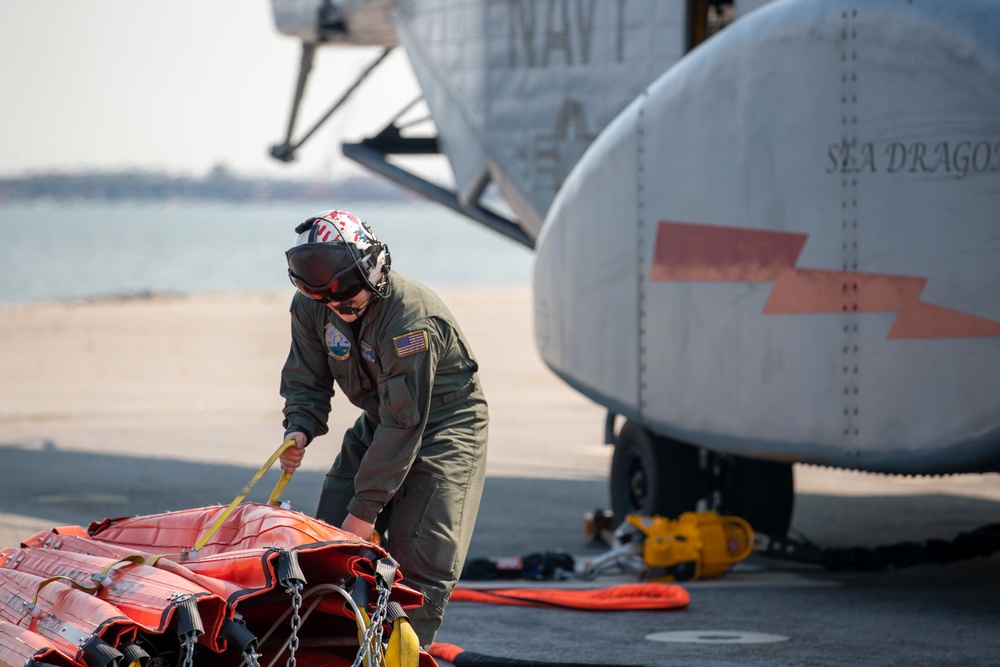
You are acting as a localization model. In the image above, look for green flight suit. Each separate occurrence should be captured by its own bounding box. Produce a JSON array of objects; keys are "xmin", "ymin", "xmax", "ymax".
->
[{"xmin": 280, "ymin": 272, "xmax": 488, "ymax": 647}]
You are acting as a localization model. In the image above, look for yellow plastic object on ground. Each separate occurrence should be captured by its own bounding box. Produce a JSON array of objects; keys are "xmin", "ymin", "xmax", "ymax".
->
[{"xmin": 626, "ymin": 511, "xmax": 755, "ymax": 581}]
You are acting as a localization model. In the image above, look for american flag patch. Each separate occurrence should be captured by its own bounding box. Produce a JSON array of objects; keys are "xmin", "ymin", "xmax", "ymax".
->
[{"xmin": 393, "ymin": 330, "xmax": 428, "ymax": 357}]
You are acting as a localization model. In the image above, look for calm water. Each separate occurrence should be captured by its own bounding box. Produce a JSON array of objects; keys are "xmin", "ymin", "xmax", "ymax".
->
[{"xmin": 0, "ymin": 200, "xmax": 534, "ymax": 304}]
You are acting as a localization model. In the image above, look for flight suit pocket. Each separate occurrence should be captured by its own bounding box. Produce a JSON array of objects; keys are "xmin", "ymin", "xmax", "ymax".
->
[
  {"xmin": 381, "ymin": 375, "xmax": 420, "ymax": 428},
  {"xmin": 388, "ymin": 472, "xmax": 462, "ymax": 583}
]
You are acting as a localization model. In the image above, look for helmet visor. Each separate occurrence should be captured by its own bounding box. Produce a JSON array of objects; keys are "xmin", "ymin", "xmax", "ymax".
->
[
  {"xmin": 286, "ymin": 243, "xmax": 367, "ymax": 303},
  {"xmin": 288, "ymin": 265, "xmax": 366, "ymax": 303}
]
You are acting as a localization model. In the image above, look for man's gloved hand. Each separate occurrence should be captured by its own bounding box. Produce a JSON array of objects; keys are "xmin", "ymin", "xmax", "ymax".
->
[{"xmin": 279, "ymin": 431, "xmax": 308, "ymax": 472}]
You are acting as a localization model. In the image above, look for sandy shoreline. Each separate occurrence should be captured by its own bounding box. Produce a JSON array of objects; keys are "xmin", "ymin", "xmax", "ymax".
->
[{"xmin": 2, "ymin": 287, "xmax": 998, "ymax": 547}]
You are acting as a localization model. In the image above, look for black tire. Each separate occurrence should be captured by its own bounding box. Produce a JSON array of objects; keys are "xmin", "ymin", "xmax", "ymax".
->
[
  {"xmin": 610, "ymin": 421, "xmax": 706, "ymax": 523},
  {"xmin": 722, "ymin": 456, "xmax": 794, "ymax": 538}
]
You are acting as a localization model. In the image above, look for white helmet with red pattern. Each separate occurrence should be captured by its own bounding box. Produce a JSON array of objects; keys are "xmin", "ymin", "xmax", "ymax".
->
[{"xmin": 285, "ymin": 209, "xmax": 391, "ymax": 302}]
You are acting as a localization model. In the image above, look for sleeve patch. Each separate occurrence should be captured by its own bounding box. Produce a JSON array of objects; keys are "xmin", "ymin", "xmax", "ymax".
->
[{"xmin": 393, "ymin": 330, "xmax": 428, "ymax": 357}]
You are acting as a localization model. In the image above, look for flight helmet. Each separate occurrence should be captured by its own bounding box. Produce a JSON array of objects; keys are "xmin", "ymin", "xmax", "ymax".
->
[{"xmin": 285, "ymin": 210, "xmax": 391, "ymax": 303}]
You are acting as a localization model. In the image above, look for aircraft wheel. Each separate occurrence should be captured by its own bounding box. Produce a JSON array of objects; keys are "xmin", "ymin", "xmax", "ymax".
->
[
  {"xmin": 610, "ymin": 421, "xmax": 706, "ymax": 523},
  {"xmin": 720, "ymin": 456, "xmax": 794, "ymax": 538}
]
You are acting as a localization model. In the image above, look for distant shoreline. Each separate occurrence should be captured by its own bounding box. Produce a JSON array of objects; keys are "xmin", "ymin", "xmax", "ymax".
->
[{"xmin": 0, "ymin": 168, "xmax": 419, "ymax": 203}]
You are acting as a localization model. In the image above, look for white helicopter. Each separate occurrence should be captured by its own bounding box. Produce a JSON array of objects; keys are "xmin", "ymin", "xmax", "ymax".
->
[{"xmin": 267, "ymin": 0, "xmax": 1000, "ymax": 537}]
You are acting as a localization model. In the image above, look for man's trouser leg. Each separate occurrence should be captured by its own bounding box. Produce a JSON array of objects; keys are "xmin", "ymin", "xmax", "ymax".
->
[
  {"xmin": 316, "ymin": 412, "xmax": 488, "ymax": 649},
  {"xmin": 384, "ymin": 421, "xmax": 488, "ymax": 648}
]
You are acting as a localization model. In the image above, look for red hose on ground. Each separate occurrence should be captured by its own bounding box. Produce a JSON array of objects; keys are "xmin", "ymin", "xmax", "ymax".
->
[{"xmin": 448, "ymin": 582, "xmax": 690, "ymax": 611}]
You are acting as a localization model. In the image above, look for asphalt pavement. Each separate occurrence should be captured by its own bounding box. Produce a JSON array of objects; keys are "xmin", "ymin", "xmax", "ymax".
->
[{"xmin": 1, "ymin": 438, "xmax": 998, "ymax": 667}]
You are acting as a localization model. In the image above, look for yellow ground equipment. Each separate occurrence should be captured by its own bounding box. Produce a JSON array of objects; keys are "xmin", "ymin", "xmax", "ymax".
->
[{"xmin": 576, "ymin": 511, "xmax": 755, "ymax": 581}]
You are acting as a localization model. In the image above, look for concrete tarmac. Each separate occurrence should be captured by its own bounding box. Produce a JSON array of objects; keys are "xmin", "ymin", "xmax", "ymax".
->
[
  {"xmin": 1, "ymin": 289, "xmax": 998, "ymax": 667},
  {"xmin": 0, "ymin": 438, "xmax": 997, "ymax": 667}
]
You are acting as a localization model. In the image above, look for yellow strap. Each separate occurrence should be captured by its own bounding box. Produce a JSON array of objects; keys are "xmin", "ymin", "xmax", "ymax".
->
[
  {"xmin": 267, "ymin": 470, "xmax": 294, "ymax": 507},
  {"xmin": 21, "ymin": 575, "xmax": 95, "ymax": 622},
  {"xmin": 192, "ymin": 439, "xmax": 298, "ymax": 552},
  {"xmin": 17, "ymin": 554, "xmax": 151, "ymax": 621},
  {"xmin": 385, "ymin": 617, "xmax": 420, "ymax": 667},
  {"xmin": 34, "ymin": 574, "xmax": 94, "ymax": 597},
  {"xmin": 97, "ymin": 554, "xmax": 146, "ymax": 580}
]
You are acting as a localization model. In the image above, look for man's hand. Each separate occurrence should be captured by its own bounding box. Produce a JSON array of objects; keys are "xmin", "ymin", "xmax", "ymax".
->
[
  {"xmin": 342, "ymin": 513, "xmax": 376, "ymax": 541},
  {"xmin": 279, "ymin": 432, "xmax": 308, "ymax": 472}
]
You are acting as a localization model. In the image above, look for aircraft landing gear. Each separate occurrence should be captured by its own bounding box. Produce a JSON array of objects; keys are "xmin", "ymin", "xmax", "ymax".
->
[
  {"xmin": 715, "ymin": 452, "xmax": 794, "ymax": 538},
  {"xmin": 610, "ymin": 421, "xmax": 704, "ymax": 520},
  {"xmin": 609, "ymin": 420, "xmax": 794, "ymax": 537}
]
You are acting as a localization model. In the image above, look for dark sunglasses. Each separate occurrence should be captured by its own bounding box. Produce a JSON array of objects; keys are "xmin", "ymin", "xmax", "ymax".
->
[{"xmin": 288, "ymin": 264, "xmax": 366, "ymax": 303}]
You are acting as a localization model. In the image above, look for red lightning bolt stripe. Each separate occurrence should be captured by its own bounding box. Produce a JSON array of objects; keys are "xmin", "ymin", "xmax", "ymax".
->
[{"xmin": 650, "ymin": 221, "xmax": 1000, "ymax": 340}]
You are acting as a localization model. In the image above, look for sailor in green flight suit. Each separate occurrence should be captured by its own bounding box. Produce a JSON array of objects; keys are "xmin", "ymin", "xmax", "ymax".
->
[{"xmin": 277, "ymin": 209, "xmax": 489, "ymax": 647}]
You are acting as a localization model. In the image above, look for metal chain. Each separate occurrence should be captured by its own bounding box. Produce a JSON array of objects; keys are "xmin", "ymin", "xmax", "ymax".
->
[
  {"xmin": 179, "ymin": 633, "xmax": 196, "ymax": 667},
  {"xmin": 286, "ymin": 581, "xmax": 303, "ymax": 667},
  {"xmin": 241, "ymin": 647, "xmax": 262, "ymax": 667},
  {"xmin": 351, "ymin": 578, "xmax": 391, "ymax": 667}
]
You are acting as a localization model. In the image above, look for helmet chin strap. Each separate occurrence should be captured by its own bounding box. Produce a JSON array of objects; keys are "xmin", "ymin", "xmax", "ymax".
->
[{"xmin": 331, "ymin": 292, "xmax": 376, "ymax": 316}]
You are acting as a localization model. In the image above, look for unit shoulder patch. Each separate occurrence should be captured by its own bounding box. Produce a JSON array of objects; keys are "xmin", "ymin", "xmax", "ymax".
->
[
  {"xmin": 393, "ymin": 330, "xmax": 428, "ymax": 358},
  {"xmin": 325, "ymin": 323, "xmax": 351, "ymax": 360}
]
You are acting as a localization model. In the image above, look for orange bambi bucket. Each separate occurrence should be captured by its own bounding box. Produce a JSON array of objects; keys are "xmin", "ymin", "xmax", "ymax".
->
[{"xmin": 0, "ymin": 440, "xmax": 432, "ymax": 667}]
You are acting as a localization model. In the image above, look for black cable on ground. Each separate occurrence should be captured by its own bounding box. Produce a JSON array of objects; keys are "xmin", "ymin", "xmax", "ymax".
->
[
  {"xmin": 761, "ymin": 522, "xmax": 1000, "ymax": 571},
  {"xmin": 431, "ymin": 644, "xmax": 651, "ymax": 667},
  {"xmin": 452, "ymin": 652, "xmax": 650, "ymax": 667}
]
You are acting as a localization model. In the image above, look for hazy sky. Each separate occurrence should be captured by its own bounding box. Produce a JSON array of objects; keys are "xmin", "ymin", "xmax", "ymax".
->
[{"xmin": 0, "ymin": 1, "xmax": 420, "ymax": 180}]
